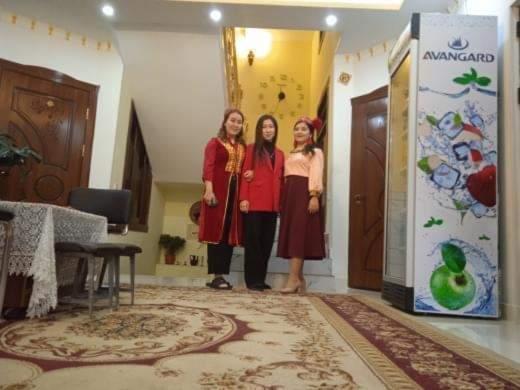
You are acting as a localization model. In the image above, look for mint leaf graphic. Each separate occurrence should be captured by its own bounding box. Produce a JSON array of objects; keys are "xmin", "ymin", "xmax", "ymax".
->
[
  {"xmin": 424, "ymin": 217, "xmax": 443, "ymax": 228},
  {"xmin": 471, "ymin": 67, "xmax": 478, "ymax": 78},
  {"xmin": 426, "ymin": 115, "xmax": 438, "ymax": 126},
  {"xmin": 479, "ymin": 235, "xmax": 491, "ymax": 240},
  {"xmin": 418, "ymin": 157, "xmax": 432, "ymax": 174},
  {"xmin": 476, "ymin": 76, "xmax": 491, "ymax": 86},
  {"xmin": 454, "ymin": 76, "xmax": 471, "ymax": 85},
  {"xmin": 454, "ymin": 113, "xmax": 462, "ymax": 127}
]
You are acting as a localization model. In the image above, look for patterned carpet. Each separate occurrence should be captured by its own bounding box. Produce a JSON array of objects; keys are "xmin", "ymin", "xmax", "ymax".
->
[{"xmin": 0, "ymin": 286, "xmax": 519, "ymax": 389}]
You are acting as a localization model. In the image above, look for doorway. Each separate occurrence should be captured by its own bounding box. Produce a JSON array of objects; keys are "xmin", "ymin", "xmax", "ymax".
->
[{"xmin": 348, "ymin": 86, "xmax": 388, "ymax": 290}]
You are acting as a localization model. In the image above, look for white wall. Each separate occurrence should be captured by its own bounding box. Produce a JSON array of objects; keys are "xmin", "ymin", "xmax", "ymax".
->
[
  {"xmin": 329, "ymin": 45, "xmax": 392, "ymax": 279},
  {"xmin": 453, "ymin": 0, "xmax": 520, "ymax": 318},
  {"xmin": 0, "ymin": 13, "xmax": 123, "ymax": 189},
  {"xmin": 115, "ymin": 30, "xmax": 227, "ymax": 184}
]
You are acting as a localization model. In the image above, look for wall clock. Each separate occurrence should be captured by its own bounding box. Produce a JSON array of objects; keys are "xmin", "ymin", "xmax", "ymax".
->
[{"xmin": 257, "ymin": 74, "xmax": 305, "ymax": 120}]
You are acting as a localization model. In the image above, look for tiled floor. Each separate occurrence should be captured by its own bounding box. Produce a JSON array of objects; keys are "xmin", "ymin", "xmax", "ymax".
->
[{"xmin": 123, "ymin": 273, "xmax": 520, "ymax": 365}]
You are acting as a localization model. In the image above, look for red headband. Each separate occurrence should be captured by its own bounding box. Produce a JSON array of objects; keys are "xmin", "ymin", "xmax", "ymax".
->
[{"xmin": 296, "ymin": 116, "xmax": 323, "ymax": 132}]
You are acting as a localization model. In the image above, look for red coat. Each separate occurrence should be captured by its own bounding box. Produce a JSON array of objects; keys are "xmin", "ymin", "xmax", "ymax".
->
[
  {"xmin": 239, "ymin": 144, "xmax": 284, "ymax": 212},
  {"xmin": 198, "ymin": 138, "xmax": 244, "ymax": 245}
]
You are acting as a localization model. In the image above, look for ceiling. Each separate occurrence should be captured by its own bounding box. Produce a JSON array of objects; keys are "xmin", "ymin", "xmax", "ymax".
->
[{"xmin": 1, "ymin": 0, "xmax": 453, "ymax": 51}]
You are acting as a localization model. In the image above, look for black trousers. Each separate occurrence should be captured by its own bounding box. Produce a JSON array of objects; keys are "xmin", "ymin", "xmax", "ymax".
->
[
  {"xmin": 243, "ymin": 212, "xmax": 277, "ymax": 287},
  {"xmin": 207, "ymin": 176, "xmax": 237, "ymax": 275}
]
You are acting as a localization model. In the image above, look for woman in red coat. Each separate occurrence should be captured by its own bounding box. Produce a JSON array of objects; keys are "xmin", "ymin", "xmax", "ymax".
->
[
  {"xmin": 239, "ymin": 115, "xmax": 284, "ymax": 291},
  {"xmin": 199, "ymin": 108, "xmax": 246, "ymax": 290}
]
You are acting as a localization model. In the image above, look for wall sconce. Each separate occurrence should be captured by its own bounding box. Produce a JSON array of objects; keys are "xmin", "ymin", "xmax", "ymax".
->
[{"xmin": 236, "ymin": 28, "xmax": 272, "ymax": 66}]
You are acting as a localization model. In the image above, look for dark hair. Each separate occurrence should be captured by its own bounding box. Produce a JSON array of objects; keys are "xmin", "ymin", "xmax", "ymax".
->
[
  {"xmin": 293, "ymin": 119, "xmax": 318, "ymax": 156},
  {"xmin": 218, "ymin": 108, "xmax": 246, "ymax": 145},
  {"xmin": 253, "ymin": 114, "xmax": 278, "ymax": 166}
]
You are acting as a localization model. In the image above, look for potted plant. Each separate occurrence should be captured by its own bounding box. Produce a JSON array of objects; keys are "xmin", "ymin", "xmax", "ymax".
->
[
  {"xmin": 0, "ymin": 134, "xmax": 42, "ymax": 199},
  {"xmin": 0, "ymin": 134, "xmax": 42, "ymax": 167},
  {"xmin": 159, "ymin": 234, "xmax": 186, "ymax": 265}
]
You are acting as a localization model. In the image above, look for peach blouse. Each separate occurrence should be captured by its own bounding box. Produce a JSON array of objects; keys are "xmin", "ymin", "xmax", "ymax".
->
[{"xmin": 284, "ymin": 148, "xmax": 324, "ymax": 193}]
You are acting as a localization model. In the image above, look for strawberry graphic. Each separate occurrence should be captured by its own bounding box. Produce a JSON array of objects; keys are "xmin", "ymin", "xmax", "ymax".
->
[{"xmin": 466, "ymin": 165, "xmax": 496, "ymax": 207}]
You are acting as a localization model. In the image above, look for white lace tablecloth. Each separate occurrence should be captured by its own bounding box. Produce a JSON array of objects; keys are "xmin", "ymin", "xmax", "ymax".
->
[{"xmin": 0, "ymin": 201, "xmax": 107, "ymax": 318}]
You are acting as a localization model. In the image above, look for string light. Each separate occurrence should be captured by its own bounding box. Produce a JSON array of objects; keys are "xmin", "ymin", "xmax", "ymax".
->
[{"xmin": 2, "ymin": 11, "xmax": 112, "ymax": 52}]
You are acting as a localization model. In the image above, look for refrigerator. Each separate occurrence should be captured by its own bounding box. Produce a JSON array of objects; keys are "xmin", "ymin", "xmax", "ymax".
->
[{"xmin": 382, "ymin": 13, "xmax": 499, "ymax": 318}]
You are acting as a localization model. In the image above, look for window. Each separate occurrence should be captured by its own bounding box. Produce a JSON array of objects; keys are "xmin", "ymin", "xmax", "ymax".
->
[{"xmin": 122, "ymin": 102, "xmax": 152, "ymax": 232}]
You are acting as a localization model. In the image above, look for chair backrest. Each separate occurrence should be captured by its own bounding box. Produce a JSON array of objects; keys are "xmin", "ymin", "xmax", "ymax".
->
[
  {"xmin": 68, "ymin": 188, "xmax": 132, "ymax": 225},
  {"xmin": 0, "ymin": 210, "xmax": 14, "ymax": 223}
]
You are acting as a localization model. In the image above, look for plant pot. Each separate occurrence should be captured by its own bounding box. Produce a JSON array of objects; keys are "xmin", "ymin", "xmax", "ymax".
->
[{"xmin": 165, "ymin": 254, "xmax": 176, "ymax": 265}]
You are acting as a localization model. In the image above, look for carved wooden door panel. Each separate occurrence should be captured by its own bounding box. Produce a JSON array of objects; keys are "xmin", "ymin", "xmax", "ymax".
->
[
  {"xmin": 349, "ymin": 86, "xmax": 388, "ymax": 290},
  {"xmin": 0, "ymin": 59, "xmax": 97, "ymax": 205}
]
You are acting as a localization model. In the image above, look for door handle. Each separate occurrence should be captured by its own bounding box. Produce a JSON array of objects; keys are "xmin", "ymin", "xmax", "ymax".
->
[
  {"xmin": 0, "ymin": 170, "xmax": 9, "ymax": 176},
  {"xmin": 353, "ymin": 194, "xmax": 366, "ymax": 204}
]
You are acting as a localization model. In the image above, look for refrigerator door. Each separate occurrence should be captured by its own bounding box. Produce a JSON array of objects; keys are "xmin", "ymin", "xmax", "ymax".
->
[{"xmin": 413, "ymin": 13, "xmax": 499, "ymax": 317}]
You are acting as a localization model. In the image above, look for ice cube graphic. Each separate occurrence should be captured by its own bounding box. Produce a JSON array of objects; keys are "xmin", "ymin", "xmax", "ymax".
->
[
  {"xmin": 470, "ymin": 202, "xmax": 488, "ymax": 218},
  {"xmin": 469, "ymin": 114, "xmax": 485, "ymax": 129},
  {"xmin": 453, "ymin": 142, "xmax": 470, "ymax": 161},
  {"xmin": 438, "ymin": 112, "xmax": 463, "ymax": 139},
  {"xmin": 485, "ymin": 151, "xmax": 497, "ymax": 165},
  {"xmin": 431, "ymin": 163, "xmax": 461, "ymax": 189},
  {"xmin": 469, "ymin": 140, "xmax": 483, "ymax": 151}
]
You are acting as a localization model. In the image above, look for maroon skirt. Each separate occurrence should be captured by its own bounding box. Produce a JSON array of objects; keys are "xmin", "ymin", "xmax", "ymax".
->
[{"xmin": 277, "ymin": 176, "xmax": 325, "ymax": 260}]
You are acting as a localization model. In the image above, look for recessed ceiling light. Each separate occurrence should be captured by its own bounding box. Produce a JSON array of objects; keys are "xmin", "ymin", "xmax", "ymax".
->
[
  {"xmin": 326, "ymin": 14, "xmax": 338, "ymax": 27},
  {"xmin": 101, "ymin": 4, "xmax": 115, "ymax": 17},
  {"xmin": 210, "ymin": 9, "xmax": 222, "ymax": 22}
]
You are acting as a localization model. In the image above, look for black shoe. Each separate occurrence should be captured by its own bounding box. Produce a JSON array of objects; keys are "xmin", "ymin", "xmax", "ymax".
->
[
  {"xmin": 206, "ymin": 277, "xmax": 233, "ymax": 290},
  {"xmin": 262, "ymin": 283, "xmax": 272, "ymax": 290},
  {"xmin": 247, "ymin": 284, "xmax": 265, "ymax": 291}
]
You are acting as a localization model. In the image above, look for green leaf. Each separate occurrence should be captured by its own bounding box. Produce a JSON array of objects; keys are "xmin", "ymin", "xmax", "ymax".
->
[
  {"xmin": 441, "ymin": 243, "xmax": 467, "ymax": 273},
  {"xmin": 463, "ymin": 73, "xmax": 472, "ymax": 79},
  {"xmin": 453, "ymin": 199, "xmax": 467, "ymax": 210},
  {"xmin": 454, "ymin": 113, "xmax": 463, "ymax": 127},
  {"xmin": 426, "ymin": 115, "xmax": 438, "ymax": 126},
  {"xmin": 479, "ymin": 235, "xmax": 491, "ymax": 241},
  {"xmin": 453, "ymin": 76, "xmax": 471, "ymax": 85},
  {"xmin": 418, "ymin": 157, "xmax": 432, "ymax": 174},
  {"xmin": 476, "ymin": 76, "xmax": 491, "ymax": 86},
  {"xmin": 434, "ymin": 219, "xmax": 444, "ymax": 225},
  {"xmin": 471, "ymin": 67, "xmax": 478, "ymax": 78}
]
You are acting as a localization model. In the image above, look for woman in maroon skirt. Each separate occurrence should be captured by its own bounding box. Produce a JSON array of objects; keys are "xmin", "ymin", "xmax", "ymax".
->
[{"xmin": 277, "ymin": 116, "xmax": 325, "ymax": 293}]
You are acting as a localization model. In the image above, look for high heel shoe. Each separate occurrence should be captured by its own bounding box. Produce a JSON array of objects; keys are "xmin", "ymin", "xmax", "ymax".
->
[{"xmin": 280, "ymin": 282, "xmax": 303, "ymax": 294}]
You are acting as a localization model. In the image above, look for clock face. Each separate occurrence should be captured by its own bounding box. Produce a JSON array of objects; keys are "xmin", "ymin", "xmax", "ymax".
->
[{"xmin": 257, "ymin": 74, "xmax": 305, "ymax": 120}]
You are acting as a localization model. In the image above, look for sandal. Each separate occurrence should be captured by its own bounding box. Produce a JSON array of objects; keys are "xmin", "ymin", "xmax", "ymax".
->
[{"xmin": 206, "ymin": 276, "xmax": 233, "ymax": 290}]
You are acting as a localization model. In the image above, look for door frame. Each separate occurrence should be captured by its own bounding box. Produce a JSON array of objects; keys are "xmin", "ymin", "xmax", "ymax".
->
[
  {"xmin": 348, "ymin": 85, "xmax": 388, "ymax": 290},
  {"xmin": 0, "ymin": 58, "xmax": 98, "ymax": 187}
]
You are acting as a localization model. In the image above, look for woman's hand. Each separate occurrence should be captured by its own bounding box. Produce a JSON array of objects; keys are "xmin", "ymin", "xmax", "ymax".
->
[
  {"xmin": 243, "ymin": 170, "xmax": 254, "ymax": 182},
  {"xmin": 240, "ymin": 200, "xmax": 249, "ymax": 213},
  {"xmin": 308, "ymin": 197, "xmax": 319, "ymax": 214},
  {"xmin": 203, "ymin": 190, "xmax": 217, "ymax": 206}
]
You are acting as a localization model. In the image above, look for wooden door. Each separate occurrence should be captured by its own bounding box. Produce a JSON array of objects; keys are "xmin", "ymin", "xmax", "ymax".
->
[
  {"xmin": 348, "ymin": 86, "xmax": 388, "ymax": 290},
  {"xmin": 0, "ymin": 59, "xmax": 97, "ymax": 204}
]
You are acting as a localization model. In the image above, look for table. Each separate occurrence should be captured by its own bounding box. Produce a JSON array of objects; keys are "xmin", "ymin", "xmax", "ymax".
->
[{"xmin": 0, "ymin": 201, "xmax": 107, "ymax": 317}]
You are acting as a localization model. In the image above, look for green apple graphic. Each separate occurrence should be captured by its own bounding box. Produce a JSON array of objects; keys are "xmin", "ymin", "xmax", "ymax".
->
[{"xmin": 430, "ymin": 243, "xmax": 476, "ymax": 310}]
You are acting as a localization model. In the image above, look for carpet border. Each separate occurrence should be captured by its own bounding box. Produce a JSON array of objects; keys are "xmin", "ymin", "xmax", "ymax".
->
[
  {"xmin": 309, "ymin": 296, "xmax": 421, "ymax": 390},
  {"xmin": 351, "ymin": 295, "xmax": 520, "ymax": 385}
]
